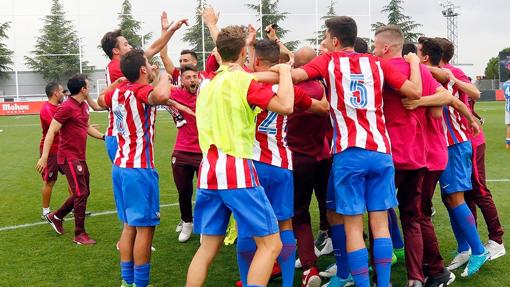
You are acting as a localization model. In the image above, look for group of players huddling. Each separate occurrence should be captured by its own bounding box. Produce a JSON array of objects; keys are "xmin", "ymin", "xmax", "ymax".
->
[{"xmin": 34, "ymin": 5, "xmax": 509, "ymax": 287}]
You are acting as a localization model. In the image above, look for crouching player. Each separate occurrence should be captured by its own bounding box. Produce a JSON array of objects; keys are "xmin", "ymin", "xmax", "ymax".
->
[{"xmin": 98, "ymin": 49, "xmax": 171, "ymax": 287}]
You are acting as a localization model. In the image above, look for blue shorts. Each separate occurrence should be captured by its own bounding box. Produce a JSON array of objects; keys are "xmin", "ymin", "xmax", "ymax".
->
[
  {"xmin": 105, "ymin": 136, "xmax": 118, "ymax": 163},
  {"xmin": 254, "ymin": 161, "xmax": 294, "ymax": 221},
  {"xmin": 439, "ymin": 141, "xmax": 473, "ymax": 194},
  {"xmin": 193, "ymin": 186, "xmax": 279, "ymax": 238},
  {"xmin": 327, "ymin": 147, "xmax": 397, "ymax": 215},
  {"xmin": 112, "ymin": 166, "xmax": 160, "ymax": 227}
]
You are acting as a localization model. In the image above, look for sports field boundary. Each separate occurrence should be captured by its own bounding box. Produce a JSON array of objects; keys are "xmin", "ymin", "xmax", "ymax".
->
[{"xmin": 0, "ymin": 202, "xmax": 179, "ymax": 232}]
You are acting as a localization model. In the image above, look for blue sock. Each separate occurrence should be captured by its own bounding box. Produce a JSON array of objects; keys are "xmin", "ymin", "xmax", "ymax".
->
[
  {"xmin": 447, "ymin": 207, "xmax": 470, "ymax": 253},
  {"xmin": 373, "ymin": 238, "xmax": 393, "ymax": 287},
  {"xmin": 278, "ymin": 230, "xmax": 296, "ymax": 287},
  {"xmin": 347, "ymin": 248, "xmax": 370, "ymax": 287},
  {"xmin": 237, "ymin": 237, "xmax": 257, "ymax": 286},
  {"xmin": 330, "ymin": 224, "xmax": 350, "ymax": 279},
  {"xmin": 120, "ymin": 261, "xmax": 134, "ymax": 284},
  {"xmin": 452, "ymin": 203, "xmax": 485, "ymax": 255},
  {"xmin": 134, "ymin": 263, "xmax": 150, "ymax": 287},
  {"xmin": 388, "ymin": 209, "xmax": 404, "ymax": 249}
]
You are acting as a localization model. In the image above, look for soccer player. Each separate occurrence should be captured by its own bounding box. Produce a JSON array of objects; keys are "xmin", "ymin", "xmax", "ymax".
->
[
  {"xmin": 36, "ymin": 74, "xmax": 105, "ymax": 245},
  {"xmin": 97, "ymin": 49, "xmax": 171, "ymax": 287},
  {"xmin": 236, "ymin": 40, "xmax": 328, "ymax": 287},
  {"xmin": 185, "ymin": 25, "xmax": 294, "ymax": 287},
  {"xmin": 504, "ymin": 74, "xmax": 510, "ymax": 148},
  {"xmin": 38, "ymin": 82, "xmax": 67, "ymax": 218},
  {"xmin": 286, "ymin": 17, "xmax": 423, "ymax": 287}
]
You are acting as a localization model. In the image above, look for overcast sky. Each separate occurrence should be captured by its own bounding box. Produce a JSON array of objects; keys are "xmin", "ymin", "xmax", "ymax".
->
[{"xmin": 0, "ymin": 0, "xmax": 508, "ymax": 77}]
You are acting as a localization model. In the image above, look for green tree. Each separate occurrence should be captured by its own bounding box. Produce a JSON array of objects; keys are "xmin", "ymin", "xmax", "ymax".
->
[
  {"xmin": 305, "ymin": 0, "xmax": 336, "ymax": 45},
  {"xmin": 118, "ymin": 0, "xmax": 152, "ymax": 49},
  {"xmin": 246, "ymin": 0, "xmax": 299, "ymax": 51},
  {"xmin": 484, "ymin": 47, "xmax": 510, "ymax": 79},
  {"xmin": 0, "ymin": 21, "xmax": 13, "ymax": 79},
  {"xmin": 182, "ymin": 0, "xmax": 215, "ymax": 69},
  {"xmin": 25, "ymin": 0, "xmax": 91, "ymax": 81},
  {"xmin": 371, "ymin": 0, "xmax": 423, "ymax": 42}
]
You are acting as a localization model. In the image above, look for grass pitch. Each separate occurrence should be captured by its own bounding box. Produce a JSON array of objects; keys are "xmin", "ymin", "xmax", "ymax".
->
[{"xmin": 0, "ymin": 101, "xmax": 508, "ymax": 286}]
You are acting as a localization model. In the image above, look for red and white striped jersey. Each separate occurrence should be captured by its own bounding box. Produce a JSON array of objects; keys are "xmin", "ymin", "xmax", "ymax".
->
[
  {"xmin": 198, "ymin": 145, "xmax": 260, "ymax": 190},
  {"xmin": 301, "ymin": 52, "xmax": 407, "ymax": 154},
  {"xmin": 105, "ymin": 59, "xmax": 123, "ymax": 137},
  {"xmin": 442, "ymin": 80, "xmax": 469, "ymax": 146},
  {"xmin": 104, "ymin": 81, "xmax": 157, "ymax": 168}
]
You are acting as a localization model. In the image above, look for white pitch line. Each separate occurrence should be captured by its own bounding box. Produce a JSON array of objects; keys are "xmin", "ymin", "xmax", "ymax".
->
[
  {"xmin": 487, "ymin": 179, "xmax": 510, "ymax": 182},
  {"xmin": 0, "ymin": 202, "xmax": 179, "ymax": 232}
]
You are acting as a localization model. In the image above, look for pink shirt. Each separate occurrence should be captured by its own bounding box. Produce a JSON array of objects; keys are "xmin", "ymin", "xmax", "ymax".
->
[
  {"xmin": 383, "ymin": 58, "xmax": 440, "ymax": 170},
  {"xmin": 171, "ymin": 87, "xmax": 200, "ymax": 154},
  {"xmin": 424, "ymin": 111, "xmax": 448, "ymax": 171}
]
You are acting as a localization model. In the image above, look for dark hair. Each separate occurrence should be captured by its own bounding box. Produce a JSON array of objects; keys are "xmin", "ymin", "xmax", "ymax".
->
[
  {"xmin": 120, "ymin": 49, "xmax": 147, "ymax": 82},
  {"xmin": 434, "ymin": 37, "xmax": 454, "ymax": 63},
  {"xmin": 354, "ymin": 37, "xmax": 368, "ymax": 53},
  {"xmin": 216, "ymin": 25, "xmax": 247, "ymax": 62},
  {"xmin": 180, "ymin": 49, "xmax": 198, "ymax": 61},
  {"xmin": 420, "ymin": 38, "xmax": 443, "ymax": 66},
  {"xmin": 45, "ymin": 82, "xmax": 60, "ymax": 98},
  {"xmin": 67, "ymin": 74, "xmax": 88, "ymax": 95},
  {"xmin": 101, "ymin": 29, "xmax": 122, "ymax": 59},
  {"xmin": 325, "ymin": 16, "xmax": 357, "ymax": 48},
  {"xmin": 180, "ymin": 64, "xmax": 198, "ymax": 74},
  {"xmin": 255, "ymin": 39, "xmax": 280, "ymax": 65},
  {"xmin": 402, "ymin": 42, "xmax": 417, "ymax": 56}
]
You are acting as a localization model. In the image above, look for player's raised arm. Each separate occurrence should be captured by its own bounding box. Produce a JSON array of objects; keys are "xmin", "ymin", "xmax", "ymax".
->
[
  {"xmin": 264, "ymin": 64, "xmax": 294, "ymax": 115},
  {"xmin": 144, "ymin": 17, "xmax": 189, "ymax": 60},
  {"xmin": 201, "ymin": 5, "xmax": 220, "ymax": 44},
  {"xmin": 159, "ymin": 12, "xmax": 177, "ymax": 76},
  {"xmin": 97, "ymin": 77, "xmax": 126, "ymax": 109},
  {"xmin": 36, "ymin": 119, "xmax": 62, "ymax": 173},
  {"xmin": 148, "ymin": 71, "xmax": 171, "ymax": 106}
]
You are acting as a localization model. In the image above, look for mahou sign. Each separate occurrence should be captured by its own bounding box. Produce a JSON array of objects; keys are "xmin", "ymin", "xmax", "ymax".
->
[{"xmin": 0, "ymin": 101, "xmax": 46, "ymax": 116}]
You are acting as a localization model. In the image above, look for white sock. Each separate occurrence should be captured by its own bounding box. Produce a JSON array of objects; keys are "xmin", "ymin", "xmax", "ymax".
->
[{"xmin": 42, "ymin": 207, "xmax": 50, "ymax": 215}]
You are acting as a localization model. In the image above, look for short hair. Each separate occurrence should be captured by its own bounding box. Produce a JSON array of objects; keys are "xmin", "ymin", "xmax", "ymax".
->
[
  {"xmin": 45, "ymin": 82, "xmax": 60, "ymax": 98},
  {"xmin": 354, "ymin": 37, "xmax": 368, "ymax": 53},
  {"xmin": 434, "ymin": 37, "xmax": 454, "ymax": 63},
  {"xmin": 101, "ymin": 29, "xmax": 122, "ymax": 59},
  {"xmin": 216, "ymin": 25, "xmax": 247, "ymax": 62},
  {"xmin": 180, "ymin": 64, "xmax": 198, "ymax": 74},
  {"xmin": 375, "ymin": 24, "xmax": 404, "ymax": 49},
  {"xmin": 180, "ymin": 49, "xmax": 198, "ymax": 61},
  {"xmin": 325, "ymin": 16, "xmax": 357, "ymax": 48},
  {"xmin": 255, "ymin": 39, "xmax": 280, "ymax": 65},
  {"xmin": 402, "ymin": 42, "xmax": 417, "ymax": 56},
  {"xmin": 67, "ymin": 74, "xmax": 88, "ymax": 95},
  {"xmin": 420, "ymin": 38, "xmax": 443, "ymax": 66},
  {"xmin": 121, "ymin": 49, "xmax": 147, "ymax": 82}
]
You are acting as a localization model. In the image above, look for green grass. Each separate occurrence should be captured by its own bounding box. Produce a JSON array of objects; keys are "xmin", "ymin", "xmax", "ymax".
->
[{"xmin": 0, "ymin": 102, "xmax": 508, "ymax": 286}]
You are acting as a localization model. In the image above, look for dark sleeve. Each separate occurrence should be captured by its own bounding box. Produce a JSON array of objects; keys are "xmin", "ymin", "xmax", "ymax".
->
[
  {"xmin": 135, "ymin": 85, "xmax": 155, "ymax": 104},
  {"xmin": 379, "ymin": 59, "xmax": 407, "ymax": 90},
  {"xmin": 300, "ymin": 54, "xmax": 330, "ymax": 80},
  {"xmin": 246, "ymin": 81, "xmax": 275, "ymax": 110},
  {"xmin": 53, "ymin": 103, "xmax": 71, "ymax": 125},
  {"xmin": 294, "ymin": 86, "xmax": 313, "ymax": 111}
]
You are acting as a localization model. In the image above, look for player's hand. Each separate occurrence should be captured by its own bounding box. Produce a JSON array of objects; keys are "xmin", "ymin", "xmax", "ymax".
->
[
  {"xmin": 404, "ymin": 52, "xmax": 420, "ymax": 65},
  {"xmin": 246, "ymin": 24, "xmax": 257, "ymax": 47},
  {"xmin": 442, "ymin": 68, "xmax": 455, "ymax": 81},
  {"xmin": 265, "ymin": 24, "xmax": 277, "ymax": 41},
  {"xmin": 269, "ymin": 64, "xmax": 291, "ymax": 73},
  {"xmin": 168, "ymin": 19, "xmax": 189, "ymax": 32},
  {"xmin": 401, "ymin": 98, "xmax": 421, "ymax": 110},
  {"xmin": 161, "ymin": 11, "xmax": 170, "ymax": 30},
  {"xmin": 35, "ymin": 157, "xmax": 48, "ymax": 174},
  {"xmin": 200, "ymin": 5, "xmax": 219, "ymax": 26},
  {"xmin": 469, "ymin": 120, "xmax": 480, "ymax": 137}
]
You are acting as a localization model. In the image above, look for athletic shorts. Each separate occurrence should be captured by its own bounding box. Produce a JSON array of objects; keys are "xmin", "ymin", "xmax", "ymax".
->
[
  {"xmin": 505, "ymin": 110, "xmax": 510, "ymax": 125},
  {"xmin": 59, "ymin": 159, "xmax": 90, "ymax": 197},
  {"xmin": 112, "ymin": 166, "xmax": 160, "ymax": 227},
  {"xmin": 439, "ymin": 141, "xmax": 473, "ymax": 194},
  {"xmin": 193, "ymin": 186, "xmax": 279, "ymax": 238},
  {"xmin": 105, "ymin": 136, "xmax": 118, "ymax": 163},
  {"xmin": 41, "ymin": 152, "xmax": 63, "ymax": 182},
  {"xmin": 327, "ymin": 147, "xmax": 397, "ymax": 215},
  {"xmin": 254, "ymin": 161, "xmax": 294, "ymax": 221}
]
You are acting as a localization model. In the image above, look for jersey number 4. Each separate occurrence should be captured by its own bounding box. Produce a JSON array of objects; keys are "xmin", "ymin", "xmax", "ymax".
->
[
  {"xmin": 257, "ymin": 112, "xmax": 278, "ymax": 135},
  {"xmin": 349, "ymin": 74, "xmax": 368, "ymax": 109}
]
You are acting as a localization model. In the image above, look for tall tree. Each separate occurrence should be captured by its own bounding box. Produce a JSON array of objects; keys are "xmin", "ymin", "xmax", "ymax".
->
[
  {"xmin": 484, "ymin": 47, "xmax": 510, "ymax": 79},
  {"xmin": 182, "ymin": 0, "xmax": 215, "ymax": 69},
  {"xmin": 371, "ymin": 0, "xmax": 423, "ymax": 42},
  {"xmin": 0, "ymin": 21, "xmax": 13, "ymax": 79},
  {"xmin": 246, "ymin": 0, "xmax": 299, "ymax": 51},
  {"xmin": 305, "ymin": 0, "xmax": 336, "ymax": 45},
  {"xmin": 118, "ymin": 0, "xmax": 152, "ymax": 49},
  {"xmin": 25, "ymin": 0, "xmax": 91, "ymax": 81}
]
